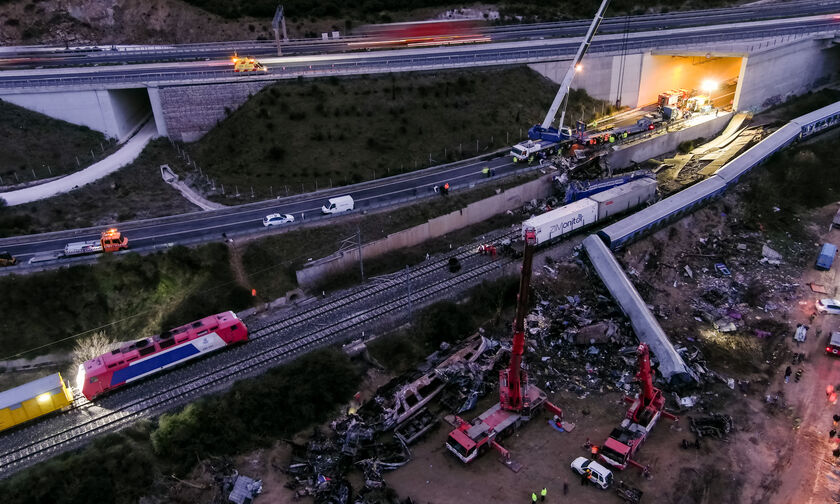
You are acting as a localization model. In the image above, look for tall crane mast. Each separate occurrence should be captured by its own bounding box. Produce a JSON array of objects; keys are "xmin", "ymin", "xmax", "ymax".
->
[
  {"xmin": 445, "ymin": 227, "xmax": 562, "ymax": 465},
  {"xmin": 498, "ymin": 228, "xmax": 537, "ymax": 411},
  {"xmin": 627, "ymin": 343, "xmax": 665, "ymax": 425},
  {"xmin": 528, "ymin": 0, "xmax": 612, "ymax": 143}
]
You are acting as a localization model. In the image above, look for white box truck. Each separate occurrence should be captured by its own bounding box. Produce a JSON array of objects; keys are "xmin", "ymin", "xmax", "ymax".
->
[
  {"xmin": 523, "ymin": 198, "xmax": 598, "ymax": 246},
  {"xmin": 321, "ymin": 195, "xmax": 354, "ymax": 214}
]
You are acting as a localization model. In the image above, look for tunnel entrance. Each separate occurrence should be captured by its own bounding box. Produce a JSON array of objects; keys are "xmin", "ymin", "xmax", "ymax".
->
[
  {"xmin": 638, "ymin": 54, "xmax": 743, "ymax": 111},
  {"xmin": 107, "ymin": 88, "xmax": 153, "ymax": 142}
]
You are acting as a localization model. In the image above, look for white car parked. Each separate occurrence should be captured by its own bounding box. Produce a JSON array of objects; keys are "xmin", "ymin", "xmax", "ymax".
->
[
  {"xmin": 263, "ymin": 213, "xmax": 295, "ymax": 227},
  {"xmin": 816, "ymin": 298, "xmax": 840, "ymax": 315},
  {"xmin": 570, "ymin": 457, "xmax": 613, "ymax": 490}
]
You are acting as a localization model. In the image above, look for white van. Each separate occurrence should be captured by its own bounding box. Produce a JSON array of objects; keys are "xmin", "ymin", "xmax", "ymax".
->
[
  {"xmin": 321, "ymin": 195, "xmax": 354, "ymax": 214},
  {"xmin": 570, "ymin": 457, "xmax": 613, "ymax": 490}
]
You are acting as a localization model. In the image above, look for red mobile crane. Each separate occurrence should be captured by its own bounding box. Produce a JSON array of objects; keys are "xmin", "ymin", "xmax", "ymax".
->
[
  {"xmin": 598, "ymin": 343, "xmax": 677, "ymax": 471},
  {"xmin": 445, "ymin": 228, "xmax": 563, "ymax": 464}
]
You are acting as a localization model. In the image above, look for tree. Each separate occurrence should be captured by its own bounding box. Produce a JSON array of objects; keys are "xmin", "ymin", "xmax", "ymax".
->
[{"xmin": 73, "ymin": 331, "xmax": 115, "ymax": 366}]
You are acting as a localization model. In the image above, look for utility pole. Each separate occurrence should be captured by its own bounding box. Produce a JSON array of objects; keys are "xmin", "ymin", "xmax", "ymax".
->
[
  {"xmin": 272, "ymin": 5, "xmax": 289, "ymax": 56},
  {"xmin": 405, "ymin": 265, "xmax": 412, "ymax": 320},
  {"xmin": 357, "ymin": 226, "xmax": 364, "ymax": 282}
]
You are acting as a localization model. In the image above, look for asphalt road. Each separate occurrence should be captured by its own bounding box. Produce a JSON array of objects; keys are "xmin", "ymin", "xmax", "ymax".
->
[
  {"xmin": 2, "ymin": 0, "xmax": 839, "ymax": 68},
  {"xmin": 2, "ymin": 14, "xmax": 837, "ymax": 89},
  {"xmin": 0, "ymin": 11, "xmax": 840, "ymax": 87},
  {"xmin": 0, "ymin": 151, "xmax": 531, "ymax": 262}
]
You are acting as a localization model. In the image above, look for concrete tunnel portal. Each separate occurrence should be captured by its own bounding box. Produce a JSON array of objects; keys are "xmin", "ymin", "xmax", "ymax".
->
[
  {"xmin": 638, "ymin": 54, "xmax": 744, "ymax": 110},
  {"xmin": 0, "ymin": 86, "xmax": 157, "ymax": 143}
]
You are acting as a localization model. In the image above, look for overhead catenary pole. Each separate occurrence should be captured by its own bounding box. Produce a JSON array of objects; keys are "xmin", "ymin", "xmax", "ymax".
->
[
  {"xmin": 357, "ymin": 226, "xmax": 364, "ymax": 282},
  {"xmin": 272, "ymin": 5, "xmax": 289, "ymax": 56}
]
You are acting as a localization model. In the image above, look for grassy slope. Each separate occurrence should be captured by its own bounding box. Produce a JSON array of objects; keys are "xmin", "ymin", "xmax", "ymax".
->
[
  {"xmin": 191, "ymin": 67, "xmax": 609, "ymax": 200},
  {"xmin": 0, "ymin": 244, "xmax": 251, "ymax": 359},
  {"xmin": 0, "ymin": 139, "xmax": 197, "ymax": 237},
  {"xmin": 0, "ymin": 99, "xmax": 108, "ymax": 183}
]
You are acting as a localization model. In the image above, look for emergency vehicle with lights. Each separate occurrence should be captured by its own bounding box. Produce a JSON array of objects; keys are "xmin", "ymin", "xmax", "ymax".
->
[
  {"xmin": 232, "ymin": 53, "xmax": 267, "ymax": 72},
  {"xmin": 63, "ymin": 228, "xmax": 128, "ymax": 257}
]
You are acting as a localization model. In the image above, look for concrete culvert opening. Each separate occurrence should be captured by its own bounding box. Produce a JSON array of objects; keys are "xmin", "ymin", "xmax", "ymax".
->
[{"xmin": 107, "ymin": 88, "xmax": 154, "ymax": 142}]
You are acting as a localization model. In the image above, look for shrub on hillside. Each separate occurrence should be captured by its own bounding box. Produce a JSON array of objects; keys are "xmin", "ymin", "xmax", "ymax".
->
[
  {"xmin": 0, "ymin": 425, "xmax": 156, "ymax": 504},
  {"xmin": 152, "ymin": 348, "xmax": 360, "ymax": 474}
]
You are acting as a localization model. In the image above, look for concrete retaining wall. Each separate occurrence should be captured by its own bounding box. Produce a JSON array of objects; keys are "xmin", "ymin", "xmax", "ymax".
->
[
  {"xmin": 737, "ymin": 38, "xmax": 840, "ymax": 111},
  {"xmin": 156, "ymin": 80, "xmax": 273, "ymax": 142},
  {"xmin": 530, "ymin": 52, "xmax": 644, "ymax": 108},
  {"xmin": 606, "ymin": 113, "xmax": 732, "ymax": 170},
  {"xmin": 296, "ymin": 175, "xmax": 554, "ymax": 288}
]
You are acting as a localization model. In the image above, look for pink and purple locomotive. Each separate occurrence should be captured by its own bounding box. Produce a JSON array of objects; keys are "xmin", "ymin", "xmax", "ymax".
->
[{"xmin": 77, "ymin": 311, "xmax": 248, "ymax": 400}]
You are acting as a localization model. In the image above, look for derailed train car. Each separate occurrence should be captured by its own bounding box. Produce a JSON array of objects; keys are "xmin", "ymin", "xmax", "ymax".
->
[
  {"xmin": 523, "ymin": 178, "xmax": 658, "ymax": 246},
  {"xmin": 0, "ymin": 373, "xmax": 74, "ymax": 432},
  {"xmin": 597, "ymin": 100, "xmax": 840, "ymax": 250}
]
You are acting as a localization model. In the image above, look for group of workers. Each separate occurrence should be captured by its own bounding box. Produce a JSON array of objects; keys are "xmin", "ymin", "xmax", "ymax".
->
[
  {"xmin": 432, "ymin": 167, "xmax": 497, "ymax": 196},
  {"xmin": 529, "ymin": 487, "xmax": 548, "ymax": 502}
]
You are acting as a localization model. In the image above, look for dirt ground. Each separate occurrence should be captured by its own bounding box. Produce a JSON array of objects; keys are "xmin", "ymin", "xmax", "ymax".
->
[{"xmin": 379, "ymin": 202, "xmax": 840, "ymax": 504}]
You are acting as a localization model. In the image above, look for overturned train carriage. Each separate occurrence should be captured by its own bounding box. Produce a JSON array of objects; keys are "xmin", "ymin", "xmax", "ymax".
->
[{"xmin": 597, "ymin": 100, "xmax": 840, "ymax": 250}]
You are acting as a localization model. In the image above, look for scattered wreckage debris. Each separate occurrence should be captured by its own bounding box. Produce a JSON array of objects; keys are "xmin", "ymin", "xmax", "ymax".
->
[
  {"xmin": 761, "ymin": 245, "xmax": 782, "ymax": 265},
  {"xmin": 228, "ymin": 474, "xmax": 263, "ymax": 504},
  {"xmin": 394, "ymin": 408, "xmax": 439, "ymax": 445},
  {"xmin": 365, "ymin": 336, "xmax": 501, "ymax": 431},
  {"xmin": 285, "ymin": 336, "xmax": 503, "ymax": 502},
  {"xmin": 175, "ymin": 456, "xmax": 262, "ymax": 504},
  {"xmin": 285, "ymin": 421, "xmax": 410, "ymax": 504},
  {"xmin": 808, "ymin": 282, "xmax": 829, "ymax": 294},
  {"xmin": 689, "ymin": 414, "xmax": 734, "ymax": 439},
  {"xmin": 615, "ymin": 480, "xmax": 644, "ymax": 504}
]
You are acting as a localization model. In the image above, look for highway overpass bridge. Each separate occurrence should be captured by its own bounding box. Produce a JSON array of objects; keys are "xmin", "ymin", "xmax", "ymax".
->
[{"xmin": 0, "ymin": 12, "xmax": 838, "ymax": 142}]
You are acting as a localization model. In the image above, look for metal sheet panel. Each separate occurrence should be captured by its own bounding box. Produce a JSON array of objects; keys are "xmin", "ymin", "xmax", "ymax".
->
[{"xmin": 598, "ymin": 177, "xmax": 725, "ymax": 249}]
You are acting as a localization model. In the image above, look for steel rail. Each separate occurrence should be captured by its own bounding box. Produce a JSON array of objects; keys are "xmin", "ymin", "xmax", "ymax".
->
[{"xmin": 0, "ymin": 228, "xmax": 518, "ymax": 477}]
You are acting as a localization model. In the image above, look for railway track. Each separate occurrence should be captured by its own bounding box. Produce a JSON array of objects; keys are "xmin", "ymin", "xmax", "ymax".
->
[{"xmin": 0, "ymin": 228, "xmax": 518, "ymax": 478}]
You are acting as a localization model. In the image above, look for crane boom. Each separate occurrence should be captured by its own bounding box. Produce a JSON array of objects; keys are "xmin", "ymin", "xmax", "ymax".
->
[
  {"xmin": 529, "ymin": 0, "xmax": 611, "ymax": 142},
  {"xmin": 444, "ymin": 227, "xmax": 563, "ymax": 464},
  {"xmin": 499, "ymin": 228, "xmax": 537, "ymax": 411},
  {"xmin": 636, "ymin": 343, "xmax": 655, "ymax": 409}
]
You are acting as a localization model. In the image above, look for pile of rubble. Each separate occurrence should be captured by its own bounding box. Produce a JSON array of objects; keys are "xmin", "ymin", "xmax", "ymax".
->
[
  {"xmin": 284, "ymin": 337, "xmax": 505, "ymax": 503},
  {"xmin": 284, "ymin": 420, "xmax": 412, "ymax": 504},
  {"xmin": 525, "ymin": 263, "xmax": 726, "ymax": 400},
  {"xmin": 524, "ymin": 277, "xmax": 652, "ymax": 398},
  {"xmin": 689, "ymin": 413, "xmax": 734, "ymax": 439}
]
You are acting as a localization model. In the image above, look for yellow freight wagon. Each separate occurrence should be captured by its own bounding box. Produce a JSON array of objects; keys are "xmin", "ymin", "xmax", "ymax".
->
[{"xmin": 0, "ymin": 373, "xmax": 74, "ymax": 432}]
